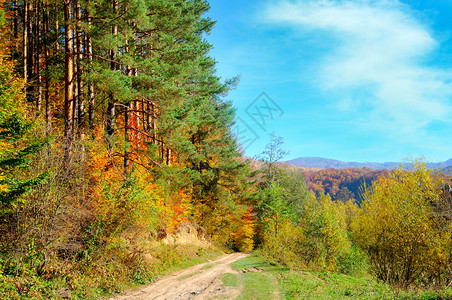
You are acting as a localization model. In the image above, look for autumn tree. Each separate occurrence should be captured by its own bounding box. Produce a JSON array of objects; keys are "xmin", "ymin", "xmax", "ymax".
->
[{"xmin": 352, "ymin": 162, "xmax": 447, "ymax": 287}]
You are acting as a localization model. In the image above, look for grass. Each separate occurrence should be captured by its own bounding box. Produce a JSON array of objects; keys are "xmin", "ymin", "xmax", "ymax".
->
[
  {"xmin": 280, "ymin": 268, "xmax": 452, "ymax": 299},
  {"xmin": 177, "ymin": 271, "xmax": 202, "ymax": 281},
  {"xmin": 222, "ymin": 255, "xmax": 284, "ymax": 299},
  {"xmin": 221, "ymin": 254, "xmax": 452, "ymax": 300},
  {"xmin": 281, "ymin": 270, "xmax": 394, "ymax": 299},
  {"xmin": 222, "ymin": 273, "xmax": 239, "ymax": 287},
  {"xmin": 201, "ymin": 261, "xmax": 220, "ymax": 270}
]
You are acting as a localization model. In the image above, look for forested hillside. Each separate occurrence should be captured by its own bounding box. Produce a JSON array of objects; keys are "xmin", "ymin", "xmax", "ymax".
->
[{"xmin": 303, "ymin": 168, "xmax": 389, "ymax": 204}]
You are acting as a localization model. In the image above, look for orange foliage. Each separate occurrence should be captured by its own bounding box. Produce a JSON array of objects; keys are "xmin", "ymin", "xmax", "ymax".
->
[
  {"xmin": 233, "ymin": 206, "xmax": 256, "ymax": 251},
  {"xmin": 154, "ymin": 189, "xmax": 192, "ymax": 233}
]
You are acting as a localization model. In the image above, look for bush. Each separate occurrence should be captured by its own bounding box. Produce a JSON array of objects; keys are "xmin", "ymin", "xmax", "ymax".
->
[{"xmin": 351, "ymin": 161, "xmax": 449, "ymax": 287}]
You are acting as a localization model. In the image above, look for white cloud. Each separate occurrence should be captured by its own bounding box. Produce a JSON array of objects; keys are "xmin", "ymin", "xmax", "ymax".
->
[{"xmin": 263, "ymin": 0, "xmax": 452, "ymax": 139}]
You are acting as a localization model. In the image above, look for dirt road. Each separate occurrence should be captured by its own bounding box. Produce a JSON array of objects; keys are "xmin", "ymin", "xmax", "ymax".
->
[{"xmin": 109, "ymin": 252, "xmax": 249, "ymax": 300}]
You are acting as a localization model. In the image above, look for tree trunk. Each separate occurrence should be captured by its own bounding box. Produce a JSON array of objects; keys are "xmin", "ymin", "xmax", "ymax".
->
[
  {"xmin": 36, "ymin": 0, "xmax": 42, "ymax": 111},
  {"xmin": 43, "ymin": 0, "xmax": 50, "ymax": 131},
  {"xmin": 87, "ymin": 11, "xmax": 95, "ymax": 136},
  {"xmin": 106, "ymin": 0, "xmax": 118, "ymax": 150},
  {"xmin": 166, "ymin": 148, "xmax": 171, "ymax": 166},
  {"xmin": 124, "ymin": 102, "xmax": 130, "ymax": 174},
  {"xmin": 123, "ymin": 44, "xmax": 132, "ymax": 174},
  {"xmin": 13, "ymin": 1, "xmax": 18, "ymax": 40},
  {"xmin": 64, "ymin": 0, "xmax": 74, "ymax": 162},
  {"xmin": 26, "ymin": 0, "xmax": 33, "ymax": 102},
  {"xmin": 74, "ymin": 0, "xmax": 85, "ymax": 161},
  {"xmin": 151, "ymin": 102, "xmax": 156, "ymax": 144},
  {"xmin": 23, "ymin": 0, "xmax": 28, "ymax": 83},
  {"xmin": 75, "ymin": 0, "xmax": 84, "ymax": 135},
  {"xmin": 106, "ymin": 102, "xmax": 115, "ymax": 139}
]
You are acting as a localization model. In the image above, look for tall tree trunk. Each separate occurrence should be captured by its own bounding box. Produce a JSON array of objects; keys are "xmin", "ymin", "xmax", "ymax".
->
[
  {"xmin": 123, "ymin": 44, "xmax": 132, "ymax": 174},
  {"xmin": 55, "ymin": 18, "xmax": 59, "ymax": 50},
  {"xmin": 151, "ymin": 102, "xmax": 156, "ymax": 144},
  {"xmin": 134, "ymin": 100, "xmax": 139, "ymax": 148},
  {"xmin": 26, "ymin": 0, "xmax": 33, "ymax": 102},
  {"xmin": 142, "ymin": 99, "xmax": 147, "ymax": 144},
  {"xmin": 124, "ymin": 102, "xmax": 130, "ymax": 174},
  {"xmin": 44, "ymin": 0, "xmax": 50, "ymax": 131},
  {"xmin": 13, "ymin": 1, "xmax": 18, "ymax": 40},
  {"xmin": 106, "ymin": 0, "xmax": 118, "ymax": 150},
  {"xmin": 64, "ymin": 0, "xmax": 74, "ymax": 162},
  {"xmin": 71, "ymin": 1, "xmax": 79, "ymax": 133},
  {"xmin": 36, "ymin": 0, "xmax": 42, "ymax": 111},
  {"xmin": 75, "ymin": 0, "xmax": 84, "ymax": 147},
  {"xmin": 72, "ymin": 28, "xmax": 78, "ymax": 132},
  {"xmin": 87, "ymin": 11, "xmax": 95, "ymax": 136},
  {"xmin": 106, "ymin": 102, "xmax": 115, "ymax": 141},
  {"xmin": 23, "ymin": 0, "xmax": 28, "ymax": 83}
]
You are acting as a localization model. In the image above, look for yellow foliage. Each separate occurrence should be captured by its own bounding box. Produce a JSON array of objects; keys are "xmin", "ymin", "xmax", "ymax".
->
[
  {"xmin": 299, "ymin": 193, "xmax": 352, "ymax": 270},
  {"xmin": 261, "ymin": 216, "xmax": 305, "ymax": 268},
  {"xmin": 351, "ymin": 161, "xmax": 447, "ymax": 286},
  {"xmin": 233, "ymin": 206, "xmax": 256, "ymax": 251}
]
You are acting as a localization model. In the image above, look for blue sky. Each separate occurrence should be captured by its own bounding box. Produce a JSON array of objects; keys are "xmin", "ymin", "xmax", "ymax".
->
[{"xmin": 206, "ymin": 0, "xmax": 452, "ymax": 163}]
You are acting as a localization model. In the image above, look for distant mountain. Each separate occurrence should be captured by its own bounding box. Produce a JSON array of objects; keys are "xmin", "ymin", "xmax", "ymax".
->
[{"xmin": 285, "ymin": 157, "xmax": 452, "ymax": 171}]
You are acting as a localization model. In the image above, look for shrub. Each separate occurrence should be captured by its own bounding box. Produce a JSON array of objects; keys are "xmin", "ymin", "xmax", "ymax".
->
[{"xmin": 351, "ymin": 161, "xmax": 448, "ymax": 287}]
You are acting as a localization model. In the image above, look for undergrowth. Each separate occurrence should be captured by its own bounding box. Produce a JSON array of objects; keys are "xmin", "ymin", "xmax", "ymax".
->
[{"xmin": 0, "ymin": 242, "xmax": 222, "ymax": 299}]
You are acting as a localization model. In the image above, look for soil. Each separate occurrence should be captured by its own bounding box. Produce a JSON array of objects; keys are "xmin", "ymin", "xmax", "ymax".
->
[{"xmin": 109, "ymin": 252, "xmax": 249, "ymax": 300}]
